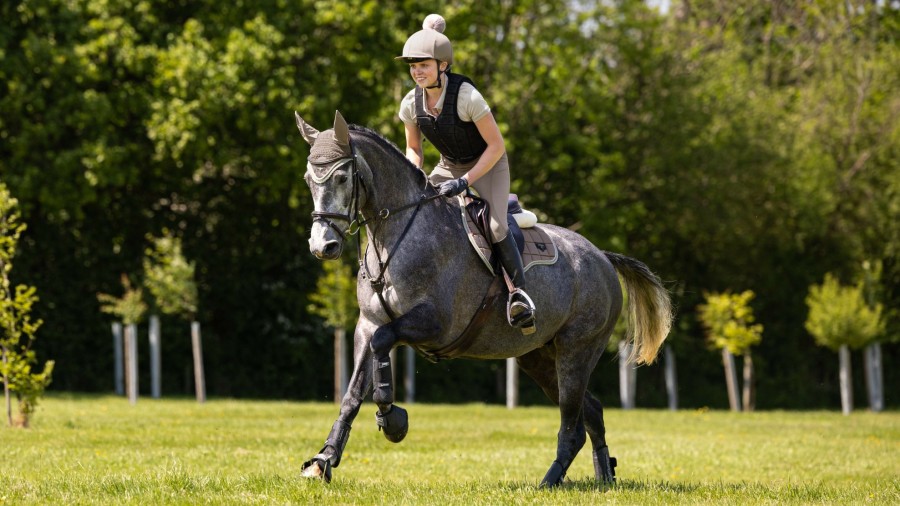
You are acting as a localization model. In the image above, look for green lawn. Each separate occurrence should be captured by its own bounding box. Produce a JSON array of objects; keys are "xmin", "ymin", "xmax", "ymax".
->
[{"xmin": 1, "ymin": 394, "xmax": 897, "ymax": 504}]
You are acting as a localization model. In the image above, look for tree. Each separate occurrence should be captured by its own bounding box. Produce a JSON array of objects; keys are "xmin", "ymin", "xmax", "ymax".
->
[
  {"xmin": 97, "ymin": 274, "xmax": 146, "ymax": 403},
  {"xmin": 308, "ymin": 257, "xmax": 357, "ymax": 403},
  {"xmin": 143, "ymin": 233, "xmax": 198, "ymax": 319},
  {"xmin": 0, "ymin": 182, "xmax": 54, "ymax": 427},
  {"xmin": 97, "ymin": 274, "xmax": 148, "ymax": 326},
  {"xmin": 805, "ymin": 273, "xmax": 885, "ymax": 414},
  {"xmin": 698, "ymin": 291, "xmax": 763, "ymax": 411},
  {"xmin": 143, "ymin": 232, "xmax": 199, "ymax": 399}
]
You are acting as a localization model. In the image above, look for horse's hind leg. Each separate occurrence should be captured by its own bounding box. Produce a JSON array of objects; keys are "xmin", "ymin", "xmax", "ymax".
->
[
  {"xmin": 517, "ymin": 345, "xmax": 589, "ymax": 488},
  {"xmin": 584, "ymin": 392, "xmax": 616, "ymax": 483}
]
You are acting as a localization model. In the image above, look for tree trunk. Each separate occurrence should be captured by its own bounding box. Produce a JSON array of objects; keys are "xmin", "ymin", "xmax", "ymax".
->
[
  {"xmin": 3, "ymin": 345, "xmax": 10, "ymax": 426},
  {"xmin": 619, "ymin": 342, "xmax": 636, "ymax": 409},
  {"xmin": 863, "ymin": 342, "xmax": 883, "ymax": 412},
  {"xmin": 112, "ymin": 322, "xmax": 124, "ymax": 395},
  {"xmin": 722, "ymin": 348, "xmax": 741, "ymax": 412},
  {"xmin": 191, "ymin": 321, "xmax": 206, "ymax": 403},
  {"xmin": 125, "ymin": 323, "xmax": 138, "ymax": 405},
  {"xmin": 839, "ymin": 344, "xmax": 852, "ymax": 415},
  {"xmin": 664, "ymin": 344, "xmax": 678, "ymax": 411},
  {"xmin": 404, "ymin": 346, "xmax": 415, "ymax": 404},
  {"xmin": 333, "ymin": 327, "xmax": 347, "ymax": 403},
  {"xmin": 506, "ymin": 357, "xmax": 518, "ymax": 409},
  {"xmin": 149, "ymin": 315, "xmax": 161, "ymax": 399},
  {"xmin": 742, "ymin": 352, "xmax": 755, "ymax": 412}
]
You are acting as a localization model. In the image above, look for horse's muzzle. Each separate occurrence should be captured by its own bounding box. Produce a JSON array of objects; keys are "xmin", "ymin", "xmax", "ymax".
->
[{"xmin": 309, "ymin": 238, "xmax": 343, "ymax": 260}]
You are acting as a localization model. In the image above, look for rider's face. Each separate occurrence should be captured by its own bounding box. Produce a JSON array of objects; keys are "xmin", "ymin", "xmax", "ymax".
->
[{"xmin": 409, "ymin": 59, "xmax": 446, "ymax": 88}]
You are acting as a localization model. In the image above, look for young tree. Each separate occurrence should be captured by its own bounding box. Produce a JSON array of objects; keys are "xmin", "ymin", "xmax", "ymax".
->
[
  {"xmin": 308, "ymin": 257, "xmax": 357, "ymax": 403},
  {"xmin": 698, "ymin": 291, "xmax": 764, "ymax": 411},
  {"xmin": 98, "ymin": 274, "xmax": 147, "ymax": 403},
  {"xmin": 805, "ymin": 273, "xmax": 885, "ymax": 415},
  {"xmin": 142, "ymin": 232, "xmax": 202, "ymax": 400},
  {"xmin": 97, "ymin": 275, "xmax": 148, "ymax": 326},
  {"xmin": 0, "ymin": 183, "xmax": 54, "ymax": 428},
  {"xmin": 142, "ymin": 232, "xmax": 199, "ymax": 399},
  {"xmin": 143, "ymin": 233, "xmax": 198, "ymax": 319}
]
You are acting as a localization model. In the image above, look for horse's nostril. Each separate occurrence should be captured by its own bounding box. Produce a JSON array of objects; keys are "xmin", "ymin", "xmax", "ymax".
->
[{"xmin": 323, "ymin": 241, "xmax": 341, "ymax": 257}]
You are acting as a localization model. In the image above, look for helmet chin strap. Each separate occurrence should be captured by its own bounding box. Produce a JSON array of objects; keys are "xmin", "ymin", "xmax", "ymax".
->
[{"xmin": 425, "ymin": 65, "xmax": 448, "ymax": 89}]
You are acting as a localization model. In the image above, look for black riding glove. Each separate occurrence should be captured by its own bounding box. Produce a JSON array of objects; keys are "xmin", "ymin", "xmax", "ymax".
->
[{"xmin": 438, "ymin": 177, "xmax": 469, "ymax": 197}]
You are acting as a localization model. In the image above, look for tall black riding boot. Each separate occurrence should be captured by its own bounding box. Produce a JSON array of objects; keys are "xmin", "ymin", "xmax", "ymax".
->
[{"xmin": 495, "ymin": 234, "xmax": 537, "ymax": 335}]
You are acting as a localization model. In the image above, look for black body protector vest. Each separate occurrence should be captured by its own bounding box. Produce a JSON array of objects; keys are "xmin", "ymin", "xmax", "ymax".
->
[{"xmin": 415, "ymin": 73, "xmax": 488, "ymax": 165}]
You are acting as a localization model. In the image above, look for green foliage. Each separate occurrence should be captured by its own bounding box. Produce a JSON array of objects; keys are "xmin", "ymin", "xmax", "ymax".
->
[
  {"xmin": 143, "ymin": 232, "xmax": 198, "ymax": 319},
  {"xmin": 3, "ymin": 348, "xmax": 54, "ymax": 425},
  {"xmin": 307, "ymin": 258, "xmax": 357, "ymax": 331},
  {"xmin": 0, "ymin": 182, "xmax": 53, "ymax": 427},
  {"xmin": 698, "ymin": 291, "xmax": 764, "ymax": 356},
  {"xmin": 805, "ymin": 273, "xmax": 885, "ymax": 351},
  {"xmin": 97, "ymin": 274, "xmax": 147, "ymax": 325},
  {"xmin": 0, "ymin": 0, "xmax": 897, "ymax": 406}
]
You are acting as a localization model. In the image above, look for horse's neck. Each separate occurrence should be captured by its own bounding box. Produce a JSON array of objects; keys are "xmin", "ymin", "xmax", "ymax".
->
[
  {"xmin": 362, "ymin": 176, "xmax": 437, "ymax": 244},
  {"xmin": 361, "ymin": 172, "xmax": 459, "ymax": 264},
  {"xmin": 355, "ymin": 140, "xmax": 467, "ymax": 270}
]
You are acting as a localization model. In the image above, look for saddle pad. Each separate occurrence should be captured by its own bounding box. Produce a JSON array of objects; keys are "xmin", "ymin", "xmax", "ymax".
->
[{"xmin": 459, "ymin": 197, "xmax": 559, "ymax": 276}]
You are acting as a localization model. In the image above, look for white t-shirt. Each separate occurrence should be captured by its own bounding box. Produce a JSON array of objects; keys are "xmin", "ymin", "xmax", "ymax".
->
[{"xmin": 398, "ymin": 74, "xmax": 491, "ymax": 126}]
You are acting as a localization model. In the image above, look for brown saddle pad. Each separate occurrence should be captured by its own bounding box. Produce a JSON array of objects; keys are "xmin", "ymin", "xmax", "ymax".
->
[{"xmin": 458, "ymin": 195, "xmax": 558, "ymax": 276}]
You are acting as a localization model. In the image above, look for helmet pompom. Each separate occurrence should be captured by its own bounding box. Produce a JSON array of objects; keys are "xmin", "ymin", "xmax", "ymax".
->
[{"xmin": 422, "ymin": 14, "xmax": 446, "ymax": 33}]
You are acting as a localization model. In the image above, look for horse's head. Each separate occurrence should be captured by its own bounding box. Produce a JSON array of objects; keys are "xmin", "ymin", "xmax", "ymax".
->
[{"xmin": 295, "ymin": 110, "xmax": 359, "ymax": 260}]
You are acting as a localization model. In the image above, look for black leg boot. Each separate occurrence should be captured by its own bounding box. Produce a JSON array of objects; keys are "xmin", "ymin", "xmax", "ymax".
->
[{"xmin": 495, "ymin": 234, "xmax": 537, "ymax": 334}]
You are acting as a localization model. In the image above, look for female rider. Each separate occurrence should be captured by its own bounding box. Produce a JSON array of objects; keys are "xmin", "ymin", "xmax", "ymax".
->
[{"xmin": 396, "ymin": 14, "xmax": 536, "ymax": 334}]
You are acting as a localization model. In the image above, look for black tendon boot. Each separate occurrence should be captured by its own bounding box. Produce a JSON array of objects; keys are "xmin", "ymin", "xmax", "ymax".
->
[{"xmin": 495, "ymin": 234, "xmax": 537, "ymax": 334}]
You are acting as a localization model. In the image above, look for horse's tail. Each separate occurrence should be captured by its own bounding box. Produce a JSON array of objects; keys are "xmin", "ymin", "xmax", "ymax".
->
[{"xmin": 605, "ymin": 252, "xmax": 673, "ymax": 365}]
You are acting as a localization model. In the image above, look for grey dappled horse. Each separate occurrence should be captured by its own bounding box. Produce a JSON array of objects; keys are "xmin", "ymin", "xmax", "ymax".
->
[{"xmin": 294, "ymin": 111, "xmax": 672, "ymax": 487}]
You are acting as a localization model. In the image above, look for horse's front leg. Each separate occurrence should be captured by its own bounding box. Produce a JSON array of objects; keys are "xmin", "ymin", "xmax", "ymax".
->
[
  {"xmin": 370, "ymin": 302, "xmax": 440, "ymax": 443},
  {"xmin": 300, "ymin": 320, "xmax": 376, "ymax": 482}
]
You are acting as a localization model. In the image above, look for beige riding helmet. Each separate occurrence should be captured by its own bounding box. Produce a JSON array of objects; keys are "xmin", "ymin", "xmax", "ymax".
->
[{"xmin": 396, "ymin": 14, "xmax": 453, "ymax": 64}]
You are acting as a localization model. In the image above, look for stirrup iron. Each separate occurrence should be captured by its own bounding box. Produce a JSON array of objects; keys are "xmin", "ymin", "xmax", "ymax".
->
[{"xmin": 507, "ymin": 288, "xmax": 536, "ymax": 335}]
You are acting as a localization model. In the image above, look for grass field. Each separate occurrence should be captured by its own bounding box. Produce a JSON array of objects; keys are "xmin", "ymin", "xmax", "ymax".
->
[{"xmin": 1, "ymin": 394, "xmax": 897, "ymax": 504}]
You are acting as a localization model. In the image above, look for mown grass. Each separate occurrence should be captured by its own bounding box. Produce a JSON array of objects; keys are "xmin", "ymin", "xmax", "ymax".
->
[{"xmin": 1, "ymin": 394, "xmax": 897, "ymax": 504}]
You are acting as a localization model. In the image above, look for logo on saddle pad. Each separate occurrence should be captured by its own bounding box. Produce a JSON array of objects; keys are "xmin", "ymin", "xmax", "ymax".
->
[{"xmin": 458, "ymin": 195, "xmax": 559, "ymax": 275}]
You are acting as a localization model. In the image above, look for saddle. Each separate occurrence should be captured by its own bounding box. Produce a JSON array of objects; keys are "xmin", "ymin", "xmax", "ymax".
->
[
  {"xmin": 421, "ymin": 194, "xmax": 558, "ymax": 362},
  {"xmin": 459, "ymin": 193, "xmax": 559, "ymax": 275}
]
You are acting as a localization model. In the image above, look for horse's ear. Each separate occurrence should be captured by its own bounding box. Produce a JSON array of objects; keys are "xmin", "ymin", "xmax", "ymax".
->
[
  {"xmin": 333, "ymin": 110, "xmax": 350, "ymax": 146},
  {"xmin": 294, "ymin": 111, "xmax": 319, "ymax": 146}
]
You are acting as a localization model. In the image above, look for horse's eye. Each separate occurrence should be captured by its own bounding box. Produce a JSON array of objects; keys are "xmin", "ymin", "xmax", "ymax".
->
[{"xmin": 337, "ymin": 175, "xmax": 349, "ymax": 184}]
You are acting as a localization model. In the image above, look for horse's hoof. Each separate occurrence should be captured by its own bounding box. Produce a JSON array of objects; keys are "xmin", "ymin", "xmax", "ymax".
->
[
  {"xmin": 300, "ymin": 456, "xmax": 332, "ymax": 483},
  {"xmin": 375, "ymin": 405, "xmax": 408, "ymax": 443},
  {"xmin": 594, "ymin": 446, "xmax": 617, "ymax": 483},
  {"xmin": 539, "ymin": 460, "xmax": 565, "ymax": 488}
]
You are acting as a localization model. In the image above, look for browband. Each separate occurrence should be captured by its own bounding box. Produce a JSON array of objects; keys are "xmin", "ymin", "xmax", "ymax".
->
[{"xmin": 307, "ymin": 157, "xmax": 354, "ymax": 184}]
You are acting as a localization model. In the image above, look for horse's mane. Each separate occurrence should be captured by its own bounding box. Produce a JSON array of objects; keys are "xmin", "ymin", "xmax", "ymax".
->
[{"xmin": 348, "ymin": 124, "xmax": 431, "ymax": 188}]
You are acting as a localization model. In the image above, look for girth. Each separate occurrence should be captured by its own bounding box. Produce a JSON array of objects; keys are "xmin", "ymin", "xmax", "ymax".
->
[{"xmin": 417, "ymin": 275, "xmax": 505, "ymax": 362}]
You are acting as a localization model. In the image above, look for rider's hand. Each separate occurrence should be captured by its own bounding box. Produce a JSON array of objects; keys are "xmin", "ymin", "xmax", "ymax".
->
[{"xmin": 438, "ymin": 177, "xmax": 469, "ymax": 197}]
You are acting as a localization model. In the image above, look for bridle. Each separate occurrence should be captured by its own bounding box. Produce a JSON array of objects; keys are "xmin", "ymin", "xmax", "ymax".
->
[
  {"xmin": 309, "ymin": 155, "xmax": 365, "ymax": 240},
  {"xmin": 308, "ymin": 140, "xmax": 441, "ymax": 320}
]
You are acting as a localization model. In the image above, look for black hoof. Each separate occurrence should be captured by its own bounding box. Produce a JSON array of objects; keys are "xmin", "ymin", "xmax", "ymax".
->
[
  {"xmin": 539, "ymin": 460, "xmax": 565, "ymax": 488},
  {"xmin": 375, "ymin": 405, "xmax": 408, "ymax": 443},
  {"xmin": 300, "ymin": 456, "xmax": 332, "ymax": 483}
]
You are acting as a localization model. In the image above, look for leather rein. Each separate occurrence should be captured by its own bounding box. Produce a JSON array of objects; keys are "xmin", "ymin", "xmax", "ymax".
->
[{"xmin": 309, "ymin": 146, "xmax": 440, "ymax": 321}]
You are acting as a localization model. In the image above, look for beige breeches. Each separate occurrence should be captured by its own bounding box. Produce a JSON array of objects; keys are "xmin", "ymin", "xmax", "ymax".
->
[{"xmin": 428, "ymin": 153, "xmax": 510, "ymax": 243}]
